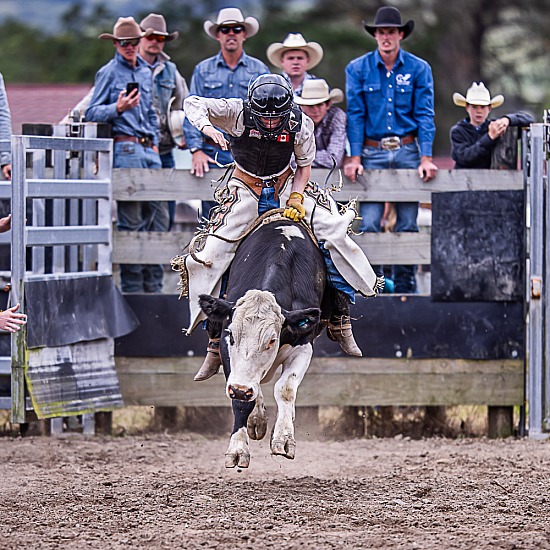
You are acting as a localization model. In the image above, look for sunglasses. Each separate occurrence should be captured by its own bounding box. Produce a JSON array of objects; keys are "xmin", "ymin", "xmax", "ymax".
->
[
  {"xmin": 218, "ymin": 25, "xmax": 245, "ymax": 35},
  {"xmin": 116, "ymin": 38, "xmax": 140, "ymax": 47},
  {"xmin": 145, "ymin": 34, "xmax": 167, "ymax": 43}
]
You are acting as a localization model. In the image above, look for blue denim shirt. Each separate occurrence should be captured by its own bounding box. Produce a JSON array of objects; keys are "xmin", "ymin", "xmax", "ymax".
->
[
  {"xmin": 345, "ymin": 48, "xmax": 435, "ymax": 157},
  {"xmin": 183, "ymin": 51, "xmax": 269, "ymax": 151},
  {"xmin": 0, "ymin": 73, "xmax": 12, "ymax": 166},
  {"xmin": 86, "ymin": 52, "xmax": 159, "ymax": 146}
]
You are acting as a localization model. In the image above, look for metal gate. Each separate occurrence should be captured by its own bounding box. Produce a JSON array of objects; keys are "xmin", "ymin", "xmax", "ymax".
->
[{"xmin": 6, "ymin": 132, "xmax": 133, "ymax": 428}]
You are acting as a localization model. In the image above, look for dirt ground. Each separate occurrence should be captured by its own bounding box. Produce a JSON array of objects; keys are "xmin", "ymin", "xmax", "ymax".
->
[{"xmin": 1, "ymin": 431, "xmax": 549, "ymax": 550}]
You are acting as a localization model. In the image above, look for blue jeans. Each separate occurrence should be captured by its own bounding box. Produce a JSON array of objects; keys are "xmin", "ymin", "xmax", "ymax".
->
[
  {"xmin": 160, "ymin": 151, "xmax": 176, "ymax": 230},
  {"xmin": 360, "ymin": 142, "xmax": 420, "ymax": 293},
  {"xmin": 201, "ymin": 144, "xmax": 234, "ymax": 221},
  {"xmin": 114, "ymin": 141, "xmax": 166, "ymax": 293}
]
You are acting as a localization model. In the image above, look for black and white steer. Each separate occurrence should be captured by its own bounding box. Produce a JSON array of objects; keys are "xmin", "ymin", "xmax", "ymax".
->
[{"xmin": 199, "ymin": 217, "xmax": 327, "ymax": 468}]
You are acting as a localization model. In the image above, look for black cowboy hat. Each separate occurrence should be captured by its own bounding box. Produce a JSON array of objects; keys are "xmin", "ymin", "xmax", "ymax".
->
[{"xmin": 364, "ymin": 6, "xmax": 414, "ymax": 39}]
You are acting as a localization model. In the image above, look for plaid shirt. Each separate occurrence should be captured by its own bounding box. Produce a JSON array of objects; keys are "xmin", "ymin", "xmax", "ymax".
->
[{"xmin": 312, "ymin": 106, "xmax": 347, "ymax": 169}]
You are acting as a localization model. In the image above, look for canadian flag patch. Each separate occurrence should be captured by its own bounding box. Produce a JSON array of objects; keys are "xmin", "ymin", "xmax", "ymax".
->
[
  {"xmin": 277, "ymin": 133, "xmax": 290, "ymax": 142},
  {"xmin": 249, "ymin": 129, "xmax": 262, "ymax": 139}
]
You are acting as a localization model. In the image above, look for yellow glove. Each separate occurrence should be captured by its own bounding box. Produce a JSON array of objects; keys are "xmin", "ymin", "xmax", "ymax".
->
[{"xmin": 283, "ymin": 192, "xmax": 306, "ymax": 221}]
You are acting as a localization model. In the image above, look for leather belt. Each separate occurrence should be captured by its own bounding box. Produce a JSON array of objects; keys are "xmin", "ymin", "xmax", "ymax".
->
[
  {"xmin": 114, "ymin": 135, "xmax": 154, "ymax": 148},
  {"xmin": 364, "ymin": 134, "xmax": 416, "ymax": 151},
  {"xmin": 233, "ymin": 166, "xmax": 293, "ymax": 198}
]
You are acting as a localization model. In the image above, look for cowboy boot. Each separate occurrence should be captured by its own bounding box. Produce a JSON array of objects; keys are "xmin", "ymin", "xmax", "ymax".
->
[
  {"xmin": 326, "ymin": 289, "xmax": 362, "ymax": 357},
  {"xmin": 194, "ymin": 319, "xmax": 223, "ymax": 381},
  {"xmin": 194, "ymin": 338, "xmax": 222, "ymax": 381}
]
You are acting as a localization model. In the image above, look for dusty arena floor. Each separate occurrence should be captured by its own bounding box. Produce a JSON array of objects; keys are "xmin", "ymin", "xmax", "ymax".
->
[{"xmin": 1, "ymin": 434, "xmax": 549, "ymax": 549}]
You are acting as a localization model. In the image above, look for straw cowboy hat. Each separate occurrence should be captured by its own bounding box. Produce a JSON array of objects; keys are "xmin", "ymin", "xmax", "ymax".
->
[
  {"xmin": 267, "ymin": 33, "xmax": 324, "ymax": 70},
  {"xmin": 453, "ymin": 82, "xmax": 504, "ymax": 108},
  {"xmin": 98, "ymin": 16, "xmax": 149, "ymax": 40},
  {"xmin": 294, "ymin": 79, "xmax": 344, "ymax": 106},
  {"xmin": 203, "ymin": 8, "xmax": 259, "ymax": 39},
  {"xmin": 140, "ymin": 13, "xmax": 179, "ymax": 42},
  {"xmin": 364, "ymin": 6, "xmax": 414, "ymax": 40}
]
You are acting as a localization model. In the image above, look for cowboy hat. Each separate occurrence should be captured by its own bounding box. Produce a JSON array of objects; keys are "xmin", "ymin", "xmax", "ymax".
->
[
  {"xmin": 294, "ymin": 79, "xmax": 343, "ymax": 106},
  {"xmin": 203, "ymin": 8, "xmax": 259, "ymax": 39},
  {"xmin": 168, "ymin": 98, "xmax": 186, "ymax": 148},
  {"xmin": 453, "ymin": 82, "xmax": 504, "ymax": 108},
  {"xmin": 140, "ymin": 13, "xmax": 179, "ymax": 42},
  {"xmin": 266, "ymin": 33, "xmax": 324, "ymax": 70},
  {"xmin": 364, "ymin": 6, "xmax": 414, "ymax": 40},
  {"xmin": 99, "ymin": 16, "xmax": 149, "ymax": 40}
]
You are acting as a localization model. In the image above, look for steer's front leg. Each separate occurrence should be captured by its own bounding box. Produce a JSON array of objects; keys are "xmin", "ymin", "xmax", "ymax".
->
[
  {"xmin": 225, "ymin": 399, "xmax": 255, "ymax": 468},
  {"xmin": 271, "ymin": 343, "xmax": 313, "ymax": 460}
]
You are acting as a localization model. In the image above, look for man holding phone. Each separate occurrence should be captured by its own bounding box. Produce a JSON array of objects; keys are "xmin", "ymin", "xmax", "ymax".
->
[{"xmin": 86, "ymin": 17, "xmax": 167, "ymax": 294}]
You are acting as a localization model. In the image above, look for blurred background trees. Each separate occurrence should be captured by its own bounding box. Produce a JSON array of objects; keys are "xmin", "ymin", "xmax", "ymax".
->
[{"xmin": 0, "ymin": 0, "xmax": 548, "ymax": 154}]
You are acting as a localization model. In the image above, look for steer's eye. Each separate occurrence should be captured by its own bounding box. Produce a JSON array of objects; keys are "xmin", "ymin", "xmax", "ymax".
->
[{"xmin": 265, "ymin": 337, "xmax": 277, "ymax": 350}]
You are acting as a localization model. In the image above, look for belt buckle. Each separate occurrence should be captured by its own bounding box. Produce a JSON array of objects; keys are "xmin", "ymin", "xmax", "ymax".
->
[
  {"xmin": 380, "ymin": 136, "xmax": 401, "ymax": 151},
  {"xmin": 256, "ymin": 178, "xmax": 275, "ymax": 188},
  {"xmin": 139, "ymin": 137, "xmax": 152, "ymax": 148}
]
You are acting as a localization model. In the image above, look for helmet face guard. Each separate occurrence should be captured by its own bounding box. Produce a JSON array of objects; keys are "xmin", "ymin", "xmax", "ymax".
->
[{"xmin": 248, "ymin": 75, "xmax": 294, "ymax": 139}]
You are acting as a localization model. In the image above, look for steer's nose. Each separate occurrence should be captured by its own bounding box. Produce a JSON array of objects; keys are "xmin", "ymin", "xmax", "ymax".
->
[{"xmin": 228, "ymin": 384, "xmax": 254, "ymax": 401}]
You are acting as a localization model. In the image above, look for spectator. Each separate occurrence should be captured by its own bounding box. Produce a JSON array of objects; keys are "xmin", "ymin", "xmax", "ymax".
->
[
  {"xmin": 266, "ymin": 33, "xmax": 323, "ymax": 97},
  {"xmin": 0, "ymin": 73, "xmax": 11, "ymax": 180},
  {"xmin": 86, "ymin": 17, "xmax": 166, "ymax": 294},
  {"xmin": 0, "ymin": 214, "xmax": 26, "ymax": 333},
  {"xmin": 177, "ymin": 74, "xmax": 383, "ymax": 381},
  {"xmin": 139, "ymin": 13, "xmax": 189, "ymax": 228},
  {"xmin": 294, "ymin": 79, "xmax": 346, "ymax": 169},
  {"xmin": 450, "ymin": 82, "xmax": 535, "ymax": 169},
  {"xmin": 344, "ymin": 6, "xmax": 438, "ymax": 293},
  {"xmin": 184, "ymin": 8, "xmax": 268, "ymax": 189}
]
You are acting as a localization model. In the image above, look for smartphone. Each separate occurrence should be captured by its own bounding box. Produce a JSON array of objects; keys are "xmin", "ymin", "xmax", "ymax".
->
[{"xmin": 126, "ymin": 82, "xmax": 139, "ymax": 96}]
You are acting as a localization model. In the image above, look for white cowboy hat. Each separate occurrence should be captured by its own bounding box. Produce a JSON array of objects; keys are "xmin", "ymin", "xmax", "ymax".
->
[
  {"xmin": 168, "ymin": 98, "xmax": 186, "ymax": 148},
  {"xmin": 203, "ymin": 8, "xmax": 259, "ymax": 39},
  {"xmin": 140, "ymin": 13, "xmax": 179, "ymax": 42},
  {"xmin": 99, "ymin": 16, "xmax": 149, "ymax": 40},
  {"xmin": 267, "ymin": 33, "xmax": 324, "ymax": 70},
  {"xmin": 453, "ymin": 82, "xmax": 504, "ymax": 108},
  {"xmin": 294, "ymin": 79, "xmax": 343, "ymax": 106}
]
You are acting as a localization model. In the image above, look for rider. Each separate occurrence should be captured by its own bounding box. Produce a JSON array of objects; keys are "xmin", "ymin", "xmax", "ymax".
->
[{"xmin": 174, "ymin": 74, "xmax": 383, "ymax": 380}]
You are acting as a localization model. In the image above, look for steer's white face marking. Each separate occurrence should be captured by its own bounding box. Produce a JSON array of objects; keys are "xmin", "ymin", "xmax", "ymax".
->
[
  {"xmin": 226, "ymin": 290, "xmax": 284, "ymax": 400},
  {"xmin": 275, "ymin": 225, "xmax": 305, "ymax": 242}
]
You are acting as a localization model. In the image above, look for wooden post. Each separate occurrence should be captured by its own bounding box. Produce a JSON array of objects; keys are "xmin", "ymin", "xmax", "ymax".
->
[
  {"xmin": 488, "ymin": 406, "xmax": 514, "ymax": 438},
  {"xmin": 491, "ymin": 127, "xmax": 519, "ymax": 170},
  {"xmin": 94, "ymin": 412, "xmax": 112, "ymax": 436},
  {"xmin": 153, "ymin": 406, "xmax": 179, "ymax": 432}
]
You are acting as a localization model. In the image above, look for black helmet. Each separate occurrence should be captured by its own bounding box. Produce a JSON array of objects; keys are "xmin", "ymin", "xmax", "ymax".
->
[{"xmin": 248, "ymin": 74, "xmax": 294, "ymax": 139}]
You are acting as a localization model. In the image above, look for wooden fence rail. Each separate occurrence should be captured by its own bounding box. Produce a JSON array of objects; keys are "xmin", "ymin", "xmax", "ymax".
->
[{"xmin": 111, "ymin": 167, "xmax": 526, "ymax": 438}]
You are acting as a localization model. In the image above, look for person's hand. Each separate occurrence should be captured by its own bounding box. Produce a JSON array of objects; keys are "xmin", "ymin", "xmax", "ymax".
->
[
  {"xmin": 344, "ymin": 156, "xmax": 363, "ymax": 182},
  {"xmin": 488, "ymin": 117, "xmax": 510, "ymax": 140},
  {"xmin": 0, "ymin": 214, "xmax": 11, "ymax": 233},
  {"xmin": 1, "ymin": 164, "xmax": 11, "ymax": 181},
  {"xmin": 116, "ymin": 89, "xmax": 140, "ymax": 113},
  {"xmin": 201, "ymin": 125, "xmax": 229, "ymax": 151},
  {"xmin": 190, "ymin": 150, "xmax": 216, "ymax": 178},
  {"xmin": 0, "ymin": 303, "xmax": 27, "ymax": 333},
  {"xmin": 151, "ymin": 145, "xmax": 159, "ymax": 154},
  {"xmin": 283, "ymin": 192, "xmax": 306, "ymax": 221},
  {"xmin": 418, "ymin": 156, "xmax": 438, "ymax": 183}
]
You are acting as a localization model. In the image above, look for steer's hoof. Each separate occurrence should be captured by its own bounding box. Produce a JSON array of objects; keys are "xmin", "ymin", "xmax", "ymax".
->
[
  {"xmin": 225, "ymin": 451, "xmax": 250, "ymax": 469},
  {"xmin": 271, "ymin": 438, "xmax": 296, "ymax": 459}
]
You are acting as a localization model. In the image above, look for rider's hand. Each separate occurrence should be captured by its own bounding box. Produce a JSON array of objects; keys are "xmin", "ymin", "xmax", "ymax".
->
[{"xmin": 283, "ymin": 192, "xmax": 306, "ymax": 221}]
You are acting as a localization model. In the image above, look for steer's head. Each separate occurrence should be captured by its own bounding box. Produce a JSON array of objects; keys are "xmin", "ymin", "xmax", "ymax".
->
[{"xmin": 199, "ymin": 290, "xmax": 320, "ymax": 402}]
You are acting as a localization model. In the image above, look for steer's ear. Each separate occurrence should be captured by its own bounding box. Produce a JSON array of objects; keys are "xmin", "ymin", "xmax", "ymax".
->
[
  {"xmin": 282, "ymin": 307, "xmax": 321, "ymax": 334},
  {"xmin": 198, "ymin": 294, "xmax": 234, "ymax": 322}
]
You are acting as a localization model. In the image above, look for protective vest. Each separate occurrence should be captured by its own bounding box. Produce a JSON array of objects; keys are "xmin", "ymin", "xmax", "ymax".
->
[{"xmin": 229, "ymin": 106, "xmax": 302, "ymax": 177}]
